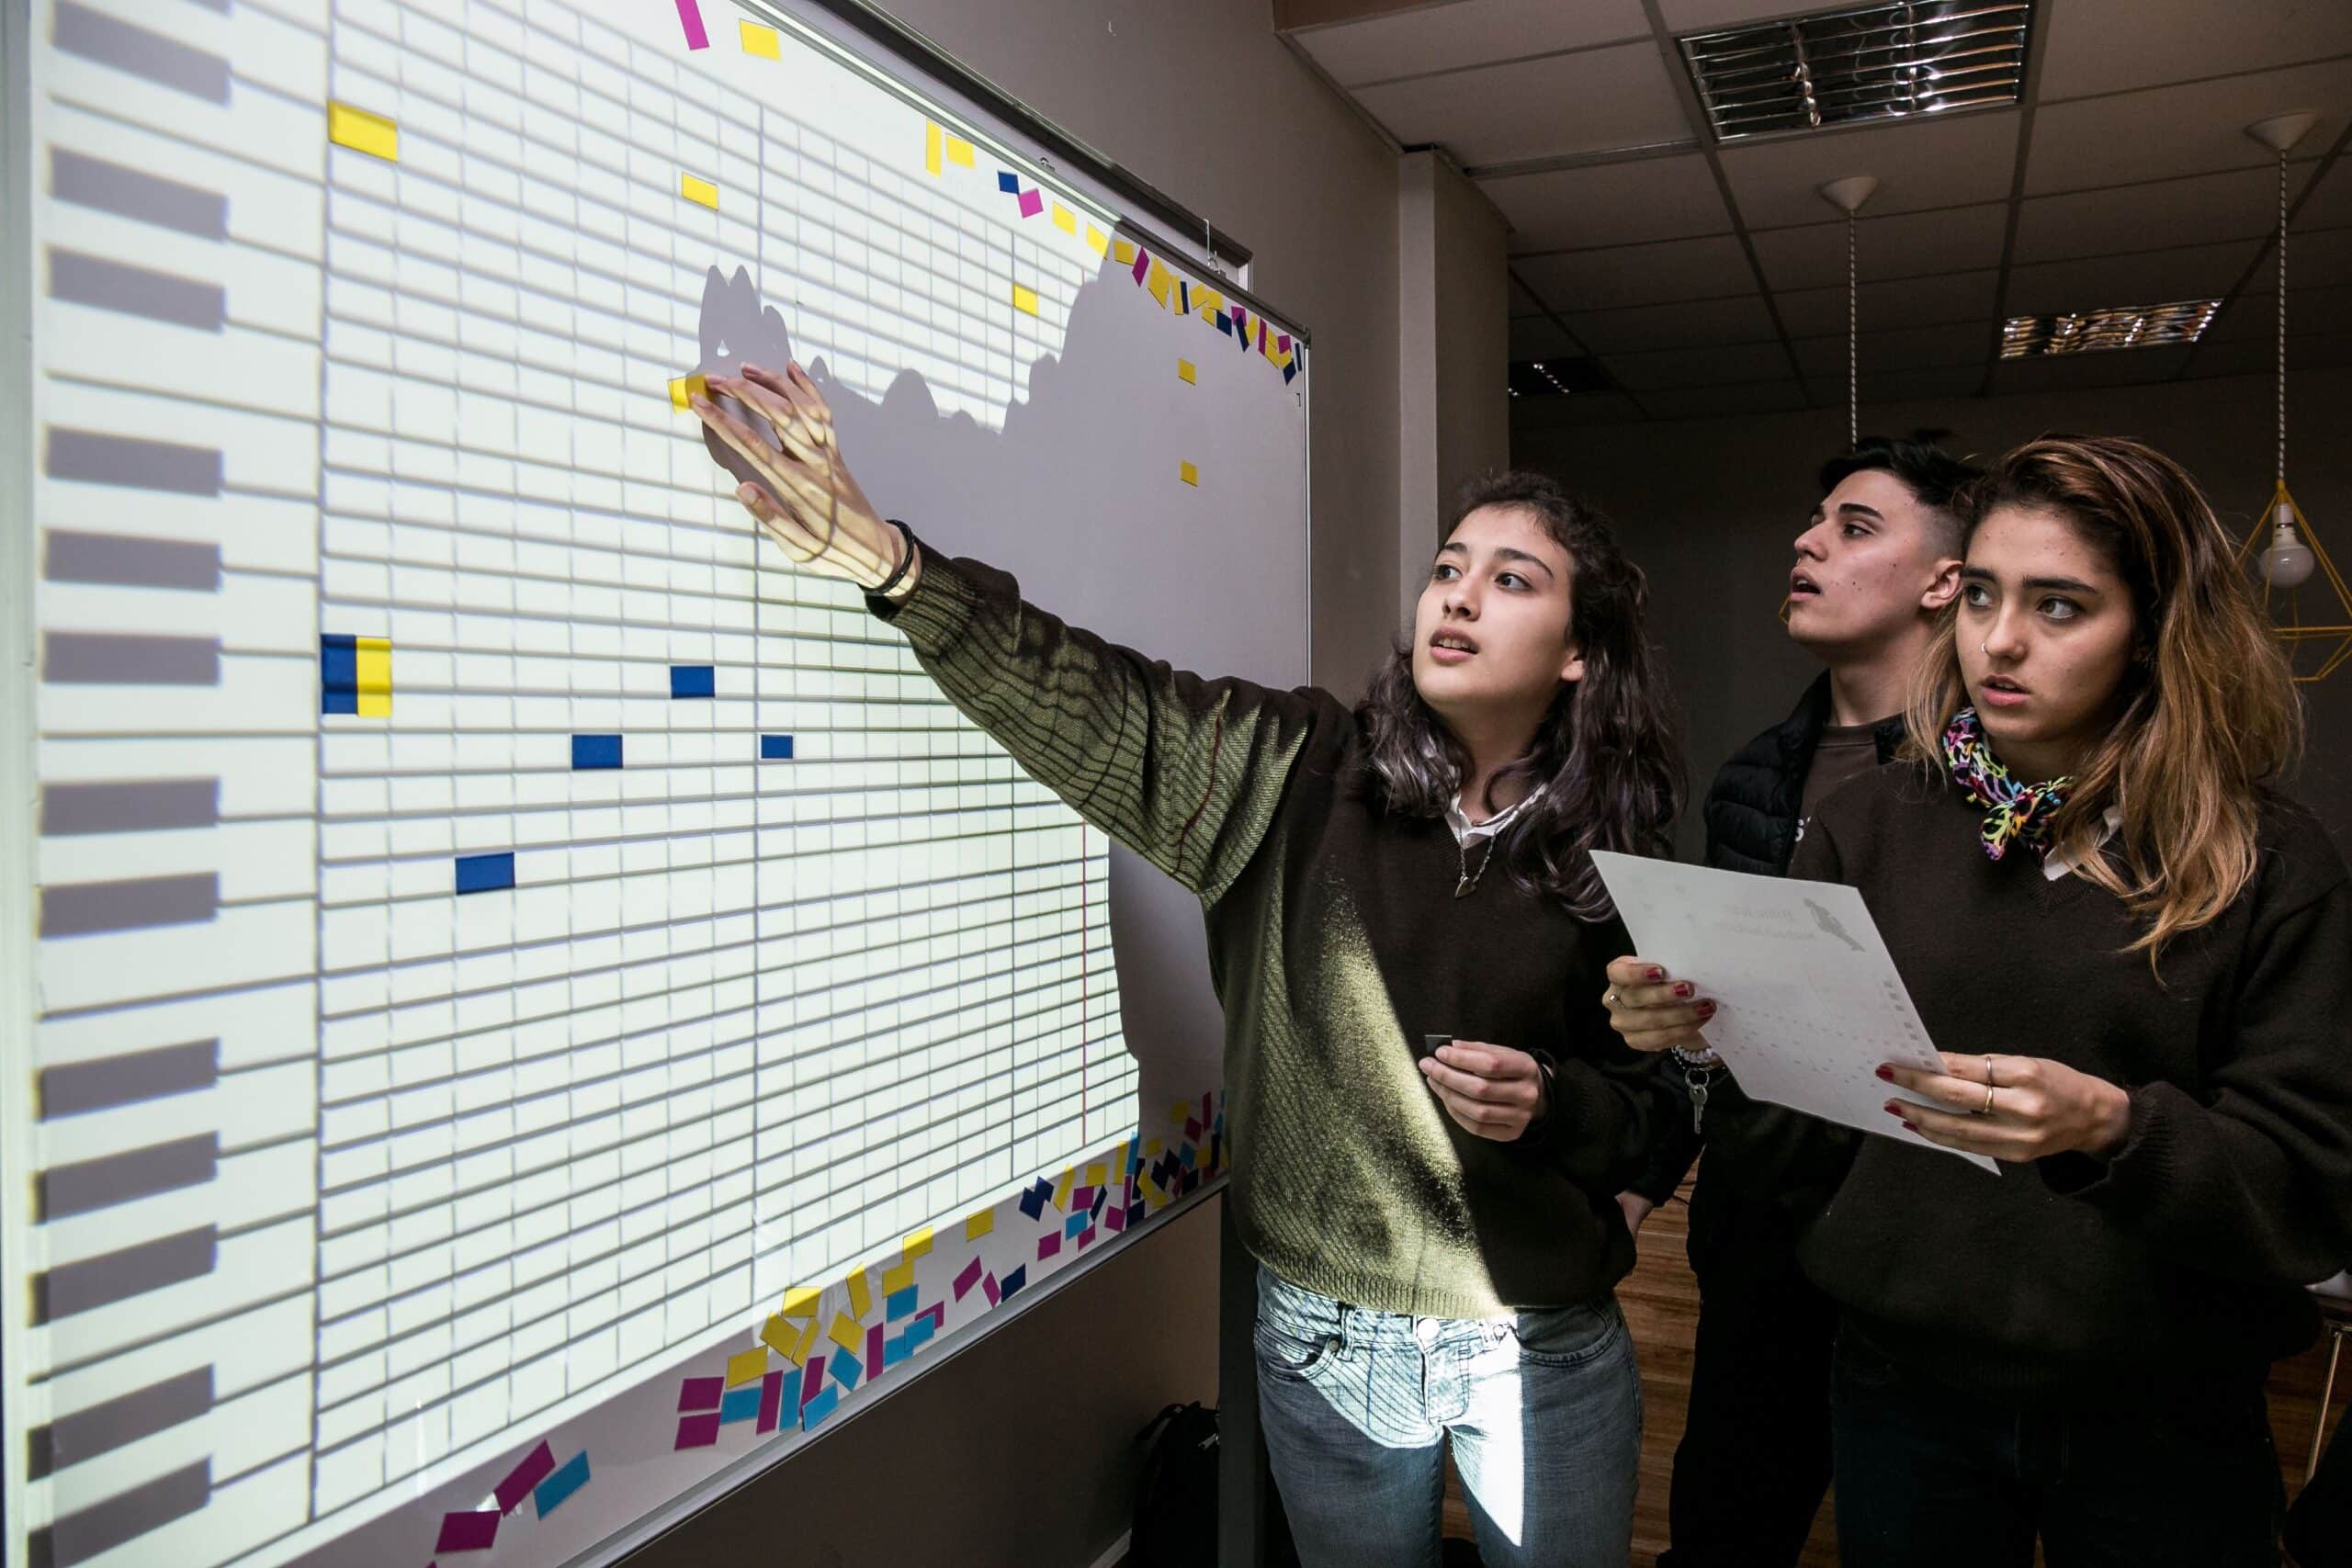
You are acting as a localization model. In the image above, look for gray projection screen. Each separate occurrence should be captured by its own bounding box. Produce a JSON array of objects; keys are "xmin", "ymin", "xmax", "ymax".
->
[{"xmin": 0, "ymin": 0, "xmax": 1310, "ymax": 1562}]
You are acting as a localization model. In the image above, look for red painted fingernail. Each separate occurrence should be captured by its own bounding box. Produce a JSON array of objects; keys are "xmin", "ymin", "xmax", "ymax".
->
[
  {"xmin": 1883, "ymin": 1101, "xmax": 1904, "ymax": 1117},
  {"xmin": 1902, "ymin": 1122, "xmax": 1919, "ymax": 1134},
  {"xmin": 1647, "ymin": 967, "xmax": 1666, "ymax": 981},
  {"xmin": 1874, "ymin": 1065, "xmax": 1894, "ymax": 1081},
  {"xmin": 1696, "ymin": 1000, "xmax": 1716, "ymax": 1017},
  {"xmin": 1673, "ymin": 982, "xmax": 1694, "ymax": 998}
]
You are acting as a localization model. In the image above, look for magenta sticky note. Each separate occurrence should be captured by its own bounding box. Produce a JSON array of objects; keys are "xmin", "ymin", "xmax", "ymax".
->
[
  {"xmin": 436, "ymin": 1511, "xmax": 501, "ymax": 1552},
  {"xmin": 1018, "ymin": 188, "xmax": 1043, "ymax": 219},
  {"xmin": 1104, "ymin": 1203, "xmax": 1126, "ymax": 1234},
  {"xmin": 494, "ymin": 1441, "xmax": 556, "ymax": 1514},
  {"xmin": 677, "ymin": 1376, "xmax": 722, "ymax": 1412},
  {"xmin": 800, "ymin": 1356, "xmax": 827, "ymax": 1405},
  {"xmin": 982, "ymin": 1271, "xmax": 1001, "ymax": 1305},
  {"xmin": 954, "ymin": 1258, "xmax": 983, "ymax": 1300},
  {"xmin": 1077, "ymin": 1226, "xmax": 1096, "ymax": 1249},
  {"xmin": 1134, "ymin": 251, "xmax": 1151, "ymax": 284},
  {"xmin": 1038, "ymin": 1232, "xmax": 1061, "ymax": 1260},
  {"xmin": 674, "ymin": 0, "xmax": 709, "ymax": 49},
  {"xmin": 757, "ymin": 1370, "xmax": 784, "ymax": 1434},
  {"xmin": 674, "ymin": 1413, "xmax": 721, "ymax": 1450},
  {"xmin": 865, "ymin": 1323, "xmax": 885, "ymax": 1379}
]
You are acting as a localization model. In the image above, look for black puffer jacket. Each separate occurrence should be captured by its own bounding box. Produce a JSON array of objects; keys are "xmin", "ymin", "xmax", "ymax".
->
[{"xmin": 1628, "ymin": 674, "xmax": 1904, "ymax": 1207}]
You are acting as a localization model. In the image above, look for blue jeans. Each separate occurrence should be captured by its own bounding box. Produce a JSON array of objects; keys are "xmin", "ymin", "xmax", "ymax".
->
[
  {"xmin": 1831, "ymin": 1326, "xmax": 2284, "ymax": 1568},
  {"xmin": 1252, "ymin": 1267, "xmax": 1642, "ymax": 1568}
]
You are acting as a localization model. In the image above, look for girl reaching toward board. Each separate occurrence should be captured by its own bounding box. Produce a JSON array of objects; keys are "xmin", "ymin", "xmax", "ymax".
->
[{"xmin": 692, "ymin": 362, "xmax": 1683, "ymax": 1568}]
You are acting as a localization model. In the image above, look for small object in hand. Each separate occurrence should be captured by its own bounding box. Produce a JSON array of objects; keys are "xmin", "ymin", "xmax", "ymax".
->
[{"xmin": 1416, "ymin": 1033, "xmax": 1450, "ymax": 1063}]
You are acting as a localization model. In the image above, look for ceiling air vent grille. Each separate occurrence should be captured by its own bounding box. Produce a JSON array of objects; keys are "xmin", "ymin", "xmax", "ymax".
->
[
  {"xmin": 1999, "ymin": 299, "xmax": 2222, "ymax": 358},
  {"xmin": 1679, "ymin": 1, "xmax": 2030, "ymax": 142}
]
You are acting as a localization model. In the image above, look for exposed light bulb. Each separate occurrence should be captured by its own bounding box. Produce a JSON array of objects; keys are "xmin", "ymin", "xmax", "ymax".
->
[{"xmin": 2264, "ymin": 503, "xmax": 2317, "ymax": 589}]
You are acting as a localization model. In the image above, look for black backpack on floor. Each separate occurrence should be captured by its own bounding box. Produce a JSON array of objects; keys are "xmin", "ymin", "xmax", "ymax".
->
[{"xmin": 1130, "ymin": 1402, "xmax": 1218, "ymax": 1567}]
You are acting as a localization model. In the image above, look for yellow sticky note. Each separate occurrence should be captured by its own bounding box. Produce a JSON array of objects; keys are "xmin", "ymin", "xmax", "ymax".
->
[
  {"xmin": 1170, "ymin": 1100, "xmax": 1189, "ymax": 1125},
  {"xmin": 1114, "ymin": 240, "xmax": 1137, "ymax": 265},
  {"xmin": 1180, "ymin": 460, "xmax": 1199, "ymax": 487},
  {"xmin": 828, "ymin": 1314, "xmax": 865, "ymax": 1354},
  {"xmin": 1011, "ymin": 284, "xmax": 1039, "ymax": 316},
  {"xmin": 1051, "ymin": 203, "xmax": 1076, "ymax": 235},
  {"xmin": 740, "ymin": 20, "xmax": 781, "ymax": 58},
  {"xmin": 681, "ymin": 173, "xmax": 718, "ymax": 209},
  {"xmin": 946, "ymin": 135, "xmax": 976, "ymax": 167},
  {"xmin": 668, "ymin": 373, "xmax": 707, "ymax": 412},
  {"xmin": 965, "ymin": 1209, "xmax": 995, "ymax": 1240},
  {"xmin": 1054, "ymin": 1166, "xmax": 1076, "ymax": 1211},
  {"xmin": 846, "ymin": 1271, "xmax": 872, "ymax": 1320},
  {"xmin": 327, "ymin": 101, "xmax": 399, "ymax": 163},
  {"xmin": 781, "ymin": 1284, "xmax": 820, "ymax": 1319},
  {"xmin": 726, "ymin": 1347, "xmax": 766, "ymax": 1387},
  {"xmin": 1086, "ymin": 1162, "xmax": 1109, "ymax": 1188},
  {"xmin": 925, "ymin": 122, "xmax": 943, "ymax": 177},
  {"xmin": 882, "ymin": 1259, "xmax": 914, "ymax": 1295},
  {"xmin": 1085, "ymin": 224, "xmax": 1109, "ymax": 257},
  {"xmin": 1195, "ymin": 288, "xmax": 1225, "ymax": 321},
  {"xmin": 761, "ymin": 1314, "xmax": 797, "ymax": 1359},
  {"xmin": 1146, "ymin": 259, "xmax": 1172, "ymax": 309},
  {"xmin": 1177, "ymin": 359, "xmax": 1196, "ymax": 385},
  {"xmin": 794, "ymin": 1318, "xmax": 820, "ymax": 1363},
  {"xmin": 904, "ymin": 1228, "xmax": 933, "ymax": 1259},
  {"xmin": 355, "ymin": 637, "xmax": 391, "ymax": 717},
  {"xmin": 1146, "ymin": 1138, "xmax": 1163, "ymax": 1156}
]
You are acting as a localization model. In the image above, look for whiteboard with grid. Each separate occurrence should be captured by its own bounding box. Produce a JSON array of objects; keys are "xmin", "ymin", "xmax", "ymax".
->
[{"xmin": 6, "ymin": 0, "xmax": 1308, "ymax": 1563}]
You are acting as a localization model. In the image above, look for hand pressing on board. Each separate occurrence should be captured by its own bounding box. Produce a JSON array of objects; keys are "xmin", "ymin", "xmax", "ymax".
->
[{"xmin": 689, "ymin": 362, "xmax": 922, "ymax": 601}]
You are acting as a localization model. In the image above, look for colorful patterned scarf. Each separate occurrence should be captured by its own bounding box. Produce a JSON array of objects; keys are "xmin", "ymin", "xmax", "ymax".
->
[{"xmin": 1941, "ymin": 707, "xmax": 2072, "ymax": 863}]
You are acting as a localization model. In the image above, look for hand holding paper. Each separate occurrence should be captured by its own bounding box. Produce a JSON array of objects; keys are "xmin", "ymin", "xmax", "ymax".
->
[{"xmin": 1589, "ymin": 852, "xmax": 1998, "ymax": 1172}]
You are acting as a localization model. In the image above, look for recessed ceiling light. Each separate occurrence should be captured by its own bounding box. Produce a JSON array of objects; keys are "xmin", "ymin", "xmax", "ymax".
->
[
  {"xmin": 1998, "ymin": 299, "xmax": 2222, "ymax": 358},
  {"xmin": 1679, "ymin": 1, "xmax": 2031, "ymax": 142}
]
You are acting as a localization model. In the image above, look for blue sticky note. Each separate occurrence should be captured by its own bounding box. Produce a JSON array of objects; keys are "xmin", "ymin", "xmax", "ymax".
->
[
  {"xmin": 760, "ymin": 734, "xmax": 794, "ymax": 760},
  {"xmin": 718, "ymin": 1384, "xmax": 762, "ymax": 1425},
  {"xmin": 1283, "ymin": 360, "xmax": 1298, "ymax": 384},
  {"xmin": 777, "ymin": 1367, "xmax": 801, "ymax": 1417},
  {"xmin": 997, "ymin": 171, "xmax": 1018, "ymax": 193},
  {"xmin": 802, "ymin": 1385, "xmax": 839, "ymax": 1429},
  {"xmin": 533, "ymin": 1451, "xmax": 590, "ymax": 1518},
  {"xmin": 904, "ymin": 1314, "xmax": 935, "ymax": 1348},
  {"xmin": 456, "ymin": 852, "xmax": 515, "ymax": 895},
  {"xmin": 1064, "ymin": 1213, "xmax": 1085, "ymax": 1239},
  {"xmin": 1179, "ymin": 281, "xmax": 1191, "ymax": 314},
  {"xmin": 882, "ymin": 1334, "xmax": 911, "ymax": 1370},
  {"xmin": 1000, "ymin": 1265, "xmax": 1026, "ymax": 1300},
  {"xmin": 829, "ymin": 1347, "xmax": 862, "ymax": 1390},
  {"xmin": 1215, "ymin": 312, "xmax": 1233, "ymax": 337},
  {"xmin": 1018, "ymin": 1180, "xmax": 1049, "ymax": 1220},
  {"xmin": 320, "ymin": 634, "xmax": 357, "ymax": 715},
  {"xmin": 885, "ymin": 1286, "xmax": 916, "ymax": 1321},
  {"xmin": 670, "ymin": 665, "xmax": 715, "ymax": 697},
  {"xmin": 1126, "ymin": 1201, "xmax": 1145, "ymax": 1227},
  {"xmin": 571, "ymin": 734, "xmax": 622, "ymax": 769}
]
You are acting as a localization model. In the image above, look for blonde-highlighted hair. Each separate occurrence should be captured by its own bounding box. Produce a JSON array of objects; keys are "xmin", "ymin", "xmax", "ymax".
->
[{"xmin": 1902, "ymin": 435, "xmax": 2302, "ymax": 962}]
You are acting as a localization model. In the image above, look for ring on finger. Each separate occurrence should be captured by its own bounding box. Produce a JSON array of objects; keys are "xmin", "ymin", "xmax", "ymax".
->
[{"xmin": 1605, "ymin": 990, "xmax": 1620, "ymax": 1008}]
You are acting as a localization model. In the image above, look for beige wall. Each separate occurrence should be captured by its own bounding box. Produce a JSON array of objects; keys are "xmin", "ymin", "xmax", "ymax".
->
[
  {"xmin": 630, "ymin": 4, "xmax": 1414, "ymax": 1565},
  {"xmin": 1398, "ymin": 152, "xmax": 1512, "ymax": 626},
  {"xmin": 1512, "ymin": 367, "xmax": 2352, "ymax": 860}
]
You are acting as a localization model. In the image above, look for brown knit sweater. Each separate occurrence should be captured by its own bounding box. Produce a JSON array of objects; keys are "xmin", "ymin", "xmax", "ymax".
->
[{"xmin": 871, "ymin": 541, "xmax": 1664, "ymax": 1317}]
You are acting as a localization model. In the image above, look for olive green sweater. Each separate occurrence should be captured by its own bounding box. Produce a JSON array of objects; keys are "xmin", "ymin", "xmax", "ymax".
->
[{"xmin": 871, "ymin": 541, "xmax": 1662, "ymax": 1317}]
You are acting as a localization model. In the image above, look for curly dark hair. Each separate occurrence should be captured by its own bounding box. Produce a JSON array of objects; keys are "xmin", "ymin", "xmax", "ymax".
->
[{"xmin": 1354, "ymin": 469, "xmax": 1685, "ymax": 919}]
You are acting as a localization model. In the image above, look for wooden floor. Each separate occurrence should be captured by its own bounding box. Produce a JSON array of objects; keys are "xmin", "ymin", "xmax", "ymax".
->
[{"xmin": 1440, "ymin": 1179, "xmax": 2347, "ymax": 1566}]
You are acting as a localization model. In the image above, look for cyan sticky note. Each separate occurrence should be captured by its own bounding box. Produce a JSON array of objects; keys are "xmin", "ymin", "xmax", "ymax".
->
[
  {"xmin": 572, "ymin": 734, "xmax": 621, "ymax": 769},
  {"xmin": 829, "ymin": 1347, "xmax": 862, "ymax": 1389},
  {"xmin": 532, "ymin": 1452, "xmax": 590, "ymax": 1518},
  {"xmin": 803, "ymin": 1385, "xmax": 840, "ymax": 1429},
  {"xmin": 718, "ymin": 1384, "xmax": 761, "ymax": 1424},
  {"xmin": 1065, "ymin": 1213, "xmax": 1086, "ymax": 1238},
  {"xmin": 886, "ymin": 1286, "xmax": 917, "ymax": 1321}
]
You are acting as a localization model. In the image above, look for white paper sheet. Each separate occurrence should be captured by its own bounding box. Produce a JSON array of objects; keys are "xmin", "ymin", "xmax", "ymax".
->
[{"xmin": 1590, "ymin": 852, "xmax": 1999, "ymax": 1173}]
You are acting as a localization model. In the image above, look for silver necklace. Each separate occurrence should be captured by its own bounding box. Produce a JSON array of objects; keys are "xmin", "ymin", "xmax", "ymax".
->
[{"xmin": 1454, "ymin": 833, "xmax": 1499, "ymax": 898}]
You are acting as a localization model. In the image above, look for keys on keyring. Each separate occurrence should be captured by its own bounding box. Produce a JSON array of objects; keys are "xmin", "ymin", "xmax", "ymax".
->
[{"xmin": 1686, "ymin": 1068, "xmax": 1712, "ymax": 1134}]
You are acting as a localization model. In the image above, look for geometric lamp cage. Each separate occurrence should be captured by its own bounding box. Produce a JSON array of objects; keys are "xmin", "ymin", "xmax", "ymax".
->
[{"xmin": 2236, "ymin": 480, "xmax": 2352, "ymax": 683}]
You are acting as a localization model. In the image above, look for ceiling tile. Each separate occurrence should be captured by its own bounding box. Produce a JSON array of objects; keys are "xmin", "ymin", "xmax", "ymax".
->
[
  {"xmin": 1289, "ymin": 0, "xmax": 1652, "ymax": 87},
  {"xmin": 1857, "ymin": 365, "xmax": 1993, "ymax": 404},
  {"xmin": 1604, "ymin": 340, "xmax": 1795, "ymax": 390},
  {"xmin": 1656, "ymin": 0, "xmax": 1838, "ymax": 32},
  {"xmin": 1514, "ymin": 233, "xmax": 1758, "ymax": 310},
  {"xmin": 1986, "ymin": 345, "xmax": 2199, "ymax": 394},
  {"xmin": 2012, "ymin": 164, "xmax": 2320, "ymax": 265},
  {"xmin": 1510, "ymin": 315, "xmax": 1589, "ymax": 360},
  {"xmin": 2243, "ymin": 225, "xmax": 2352, "ymax": 295},
  {"xmin": 1482, "ymin": 155, "xmax": 1730, "ymax": 253},
  {"xmin": 1510, "ymin": 390, "xmax": 1649, "ymax": 428},
  {"xmin": 2299, "ymin": 164, "xmax": 2352, "ymax": 232},
  {"xmin": 2024, "ymin": 61, "xmax": 2352, "ymax": 196},
  {"xmin": 1717, "ymin": 108, "xmax": 2022, "ymax": 230},
  {"xmin": 1792, "ymin": 320, "xmax": 1996, "ymax": 376},
  {"xmin": 1564, "ymin": 292, "xmax": 1781, "ymax": 351},
  {"xmin": 1750, "ymin": 203, "xmax": 2009, "ymax": 291},
  {"xmin": 1640, "ymin": 381, "xmax": 1812, "ymax": 419},
  {"xmin": 1351, "ymin": 41, "xmax": 1693, "ymax": 166},
  {"xmin": 1775, "ymin": 270, "xmax": 2001, "ymax": 335},
  {"xmin": 2203, "ymin": 283, "xmax": 2352, "ymax": 339},
  {"xmin": 2037, "ymin": 0, "xmax": 2352, "ymax": 101},
  {"xmin": 2180, "ymin": 328, "xmax": 2352, "ymax": 378},
  {"xmin": 2001, "ymin": 240, "xmax": 2264, "ymax": 318}
]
